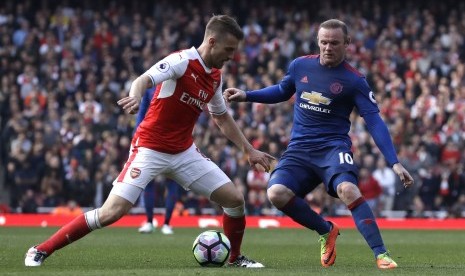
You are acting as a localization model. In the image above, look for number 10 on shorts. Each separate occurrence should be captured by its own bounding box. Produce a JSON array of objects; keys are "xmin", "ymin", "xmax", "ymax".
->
[{"xmin": 338, "ymin": 152, "xmax": 353, "ymax": 164}]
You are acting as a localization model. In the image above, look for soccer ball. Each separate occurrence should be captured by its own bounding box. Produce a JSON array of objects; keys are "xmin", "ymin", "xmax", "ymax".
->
[{"xmin": 192, "ymin": 230, "xmax": 231, "ymax": 267}]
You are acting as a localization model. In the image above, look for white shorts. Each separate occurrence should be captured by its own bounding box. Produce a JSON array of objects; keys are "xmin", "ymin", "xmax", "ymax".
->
[{"xmin": 110, "ymin": 143, "xmax": 231, "ymax": 204}]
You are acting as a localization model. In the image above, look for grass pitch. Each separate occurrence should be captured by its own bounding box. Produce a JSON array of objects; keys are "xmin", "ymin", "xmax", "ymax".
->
[{"xmin": 1, "ymin": 226, "xmax": 464, "ymax": 275}]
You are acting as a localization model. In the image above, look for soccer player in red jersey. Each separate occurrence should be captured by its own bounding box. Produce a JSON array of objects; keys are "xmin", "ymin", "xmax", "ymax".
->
[{"xmin": 25, "ymin": 15, "xmax": 274, "ymax": 268}]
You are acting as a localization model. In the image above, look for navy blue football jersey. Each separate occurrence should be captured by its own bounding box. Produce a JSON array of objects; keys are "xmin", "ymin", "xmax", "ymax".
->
[{"xmin": 278, "ymin": 55, "xmax": 379, "ymax": 150}]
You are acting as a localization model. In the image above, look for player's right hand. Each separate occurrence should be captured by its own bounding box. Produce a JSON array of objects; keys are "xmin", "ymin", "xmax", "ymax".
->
[
  {"xmin": 117, "ymin": 96, "xmax": 141, "ymax": 114},
  {"xmin": 392, "ymin": 163, "xmax": 414, "ymax": 188},
  {"xmin": 247, "ymin": 149, "xmax": 277, "ymax": 173},
  {"xmin": 223, "ymin": 88, "xmax": 246, "ymax": 102}
]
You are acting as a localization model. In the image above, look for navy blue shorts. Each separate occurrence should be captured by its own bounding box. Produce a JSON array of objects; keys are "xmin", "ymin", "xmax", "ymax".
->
[{"xmin": 268, "ymin": 144, "xmax": 359, "ymax": 198}]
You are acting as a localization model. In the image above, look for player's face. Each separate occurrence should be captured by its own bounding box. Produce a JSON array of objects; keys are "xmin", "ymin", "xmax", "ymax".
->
[
  {"xmin": 209, "ymin": 33, "xmax": 240, "ymax": 69},
  {"xmin": 317, "ymin": 27, "xmax": 348, "ymax": 67}
]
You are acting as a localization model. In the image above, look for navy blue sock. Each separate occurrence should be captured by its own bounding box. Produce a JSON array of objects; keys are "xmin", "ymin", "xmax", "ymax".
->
[
  {"xmin": 144, "ymin": 181, "xmax": 155, "ymax": 223},
  {"xmin": 349, "ymin": 197, "xmax": 386, "ymax": 257},
  {"xmin": 280, "ymin": 196, "xmax": 331, "ymax": 235},
  {"xmin": 164, "ymin": 180, "xmax": 178, "ymax": 225}
]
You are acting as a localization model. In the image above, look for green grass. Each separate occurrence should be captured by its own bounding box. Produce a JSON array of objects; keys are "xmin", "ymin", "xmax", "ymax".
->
[{"xmin": 1, "ymin": 227, "xmax": 464, "ymax": 275}]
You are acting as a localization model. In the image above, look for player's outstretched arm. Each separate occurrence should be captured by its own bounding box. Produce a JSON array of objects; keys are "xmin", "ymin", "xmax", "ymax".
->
[
  {"xmin": 211, "ymin": 111, "xmax": 276, "ymax": 172},
  {"xmin": 392, "ymin": 163, "xmax": 414, "ymax": 188},
  {"xmin": 117, "ymin": 75, "xmax": 152, "ymax": 114},
  {"xmin": 223, "ymin": 88, "xmax": 246, "ymax": 102},
  {"xmin": 363, "ymin": 113, "xmax": 414, "ymax": 189}
]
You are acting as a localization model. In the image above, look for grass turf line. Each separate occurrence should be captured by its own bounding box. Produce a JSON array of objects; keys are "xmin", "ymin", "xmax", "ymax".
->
[{"xmin": 1, "ymin": 227, "xmax": 465, "ymax": 275}]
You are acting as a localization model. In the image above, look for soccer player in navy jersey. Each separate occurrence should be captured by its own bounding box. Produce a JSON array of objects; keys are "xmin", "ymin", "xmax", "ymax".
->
[
  {"xmin": 136, "ymin": 88, "xmax": 179, "ymax": 235},
  {"xmin": 224, "ymin": 19, "xmax": 414, "ymax": 269}
]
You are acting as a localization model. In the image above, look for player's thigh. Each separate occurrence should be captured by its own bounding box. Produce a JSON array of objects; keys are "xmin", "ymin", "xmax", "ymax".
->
[
  {"xmin": 321, "ymin": 145, "xmax": 358, "ymax": 179},
  {"xmin": 319, "ymin": 146, "xmax": 359, "ymax": 197},
  {"xmin": 109, "ymin": 182, "xmax": 144, "ymax": 205},
  {"xmin": 113, "ymin": 147, "xmax": 170, "ymax": 203},
  {"xmin": 169, "ymin": 144, "xmax": 226, "ymax": 192},
  {"xmin": 190, "ymin": 168, "xmax": 234, "ymax": 205},
  {"xmin": 269, "ymin": 158, "xmax": 321, "ymax": 198}
]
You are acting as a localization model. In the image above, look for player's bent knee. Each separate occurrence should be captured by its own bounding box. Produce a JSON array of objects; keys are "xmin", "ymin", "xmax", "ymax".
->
[
  {"xmin": 221, "ymin": 193, "xmax": 244, "ymax": 208},
  {"xmin": 337, "ymin": 182, "xmax": 361, "ymax": 203},
  {"xmin": 210, "ymin": 182, "xmax": 244, "ymax": 208},
  {"xmin": 267, "ymin": 184, "xmax": 293, "ymax": 208}
]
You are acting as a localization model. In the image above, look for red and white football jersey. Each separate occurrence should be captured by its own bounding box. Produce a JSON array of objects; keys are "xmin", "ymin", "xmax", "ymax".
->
[{"xmin": 133, "ymin": 47, "xmax": 227, "ymax": 154}]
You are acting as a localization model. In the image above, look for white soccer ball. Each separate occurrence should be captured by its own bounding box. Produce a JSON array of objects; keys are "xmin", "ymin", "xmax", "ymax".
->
[{"xmin": 192, "ymin": 230, "xmax": 231, "ymax": 267}]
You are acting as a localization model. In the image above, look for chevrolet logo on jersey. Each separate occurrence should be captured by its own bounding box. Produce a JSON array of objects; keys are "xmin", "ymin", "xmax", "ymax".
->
[{"xmin": 301, "ymin": 91, "xmax": 331, "ymax": 105}]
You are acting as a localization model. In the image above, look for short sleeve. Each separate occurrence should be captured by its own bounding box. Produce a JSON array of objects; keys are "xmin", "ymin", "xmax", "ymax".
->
[
  {"xmin": 144, "ymin": 52, "xmax": 189, "ymax": 86},
  {"xmin": 207, "ymin": 75, "xmax": 227, "ymax": 115}
]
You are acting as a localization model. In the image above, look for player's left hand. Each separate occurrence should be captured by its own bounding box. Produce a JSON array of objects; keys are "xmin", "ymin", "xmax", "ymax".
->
[
  {"xmin": 117, "ymin": 96, "xmax": 141, "ymax": 114},
  {"xmin": 392, "ymin": 163, "xmax": 414, "ymax": 188},
  {"xmin": 247, "ymin": 149, "xmax": 277, "ymax": 173}
]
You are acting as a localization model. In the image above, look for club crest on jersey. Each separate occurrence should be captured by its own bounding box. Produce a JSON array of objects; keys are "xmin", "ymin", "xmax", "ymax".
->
[
  {"xmin": 156, "ymin": 61, "xmax": 170, "ymax": 73},
  {"xmin": 330, "ymin": 82, "xmax": 343, "ymax": 94},
  {"xmin": 213, "ymin": 81, "xmax": 218, "ymax": 91},
  {"xmin": 130, "ymin": 167, "xmax": 141, "ymax": 179},
  {"xmin": 301, "ymin": 91, "xmax": 331, "ymax": 105}
]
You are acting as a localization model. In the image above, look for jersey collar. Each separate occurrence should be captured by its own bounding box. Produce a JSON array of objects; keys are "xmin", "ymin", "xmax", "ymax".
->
[{"xmin": 191, "ymin": 47, "xmax": 212, "ymax": 74}]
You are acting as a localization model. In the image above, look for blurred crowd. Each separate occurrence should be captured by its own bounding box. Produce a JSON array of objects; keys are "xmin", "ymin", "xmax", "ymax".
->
[{"xmin": 0, "ymin": 0, "xmax": 464, "ymax": 218}]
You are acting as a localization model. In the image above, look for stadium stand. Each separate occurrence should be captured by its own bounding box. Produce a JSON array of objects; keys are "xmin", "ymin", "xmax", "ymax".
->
[{"xmin": 0, "ymin": 0, "xmax": 464, "ymax": 218}]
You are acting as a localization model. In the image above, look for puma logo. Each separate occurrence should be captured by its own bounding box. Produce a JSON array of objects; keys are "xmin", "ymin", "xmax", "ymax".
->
[{"xmin": 191, "ymin": 73, "xmax": 198, "ymax": 82}]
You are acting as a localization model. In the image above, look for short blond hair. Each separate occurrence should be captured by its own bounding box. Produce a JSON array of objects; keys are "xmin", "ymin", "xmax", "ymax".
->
[
  {"xmin": 319, "ymin": 19, "xmax": 349, "ymax": 43},
  {"xmin": 205, "ymin": 15, "xmax": 244, "ymax": 40}
]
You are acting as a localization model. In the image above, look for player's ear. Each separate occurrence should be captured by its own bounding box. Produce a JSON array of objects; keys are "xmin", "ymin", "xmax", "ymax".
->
[
  {"xmin": 208, "ymin": 36, "xmax": 216, "ymax": 47},
  {"xmin": 345, "ymin": 36, "xmax": 351, "ymax": 45}
]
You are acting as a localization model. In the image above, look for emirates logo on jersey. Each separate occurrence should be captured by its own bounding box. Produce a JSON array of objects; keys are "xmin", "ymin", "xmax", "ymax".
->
[{"xmin": 130, "ymin": 167, "xmax": 141, "ymax": 179}]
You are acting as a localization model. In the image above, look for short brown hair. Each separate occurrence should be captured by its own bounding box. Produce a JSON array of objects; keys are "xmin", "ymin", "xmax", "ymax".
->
[
  {"xmin": 319, "ymin": 19, "xmax": 349, "ymax": 42},
  {"xmin": 205, "ymin": 15, "xmax": 244, "ymax": 40}
]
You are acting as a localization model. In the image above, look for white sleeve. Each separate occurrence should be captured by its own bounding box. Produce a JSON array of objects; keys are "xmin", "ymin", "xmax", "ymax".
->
[
  {"xmin": 207, "ymin": 75, "xmax": 227, "ymax": 115},
  {"xmin": 144, "ymin": 52, "xmax": 188, "ymax": 86}
]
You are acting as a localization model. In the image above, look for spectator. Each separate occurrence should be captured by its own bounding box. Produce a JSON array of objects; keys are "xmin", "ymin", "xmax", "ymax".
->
[
  {"xmin": 19, "ymin": 189, "xmax": 39, "ymax": 214},
  {"xmin": 417, "ymin": 165, "xmax": 442, "ymax": 215},
  {"xmin": 52, "ymin": 200, "xmax": 83, "ymax": 216},
  {"xmin": 16, "ymin": 64, "xmax": 38, "ymax": 100},
  {"xmin": 0, "ymin": 0, "xmax": 464, "ymax": 219},
  {"xmin": 246, "ymin": 167, "xmax": 270, "ymax": 215},
  {"xmin": 439, "ymin": 163, "xmax": 465, "ymax": 213},
  {"xmin": 358, "ymin": 167, "xmax": 383, "ymax": 216},
  {"xmin": 372, "ymin": 158, "xmax": 397, "ymax": 213}
]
